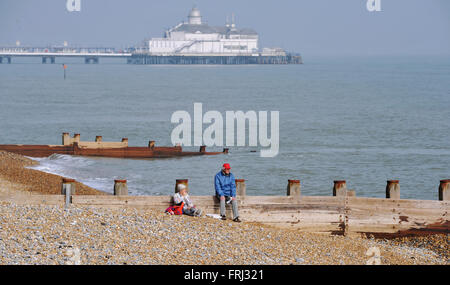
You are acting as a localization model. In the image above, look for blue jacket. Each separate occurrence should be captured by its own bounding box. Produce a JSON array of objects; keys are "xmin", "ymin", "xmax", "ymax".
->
[{"xmin": 214, "ymin": 171, "xmax": 236, "ymax": 197}]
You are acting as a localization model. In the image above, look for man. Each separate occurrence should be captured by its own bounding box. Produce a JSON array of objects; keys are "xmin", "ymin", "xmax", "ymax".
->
[{"xmin": 214, "ymin": 163, "xmax": 241, "ymax": 222}]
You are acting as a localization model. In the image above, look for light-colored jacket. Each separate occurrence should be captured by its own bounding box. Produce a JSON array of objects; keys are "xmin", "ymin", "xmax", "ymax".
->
[{"xmin": 173, "ymin": 192, "xmax": 194, "ymax": 211}]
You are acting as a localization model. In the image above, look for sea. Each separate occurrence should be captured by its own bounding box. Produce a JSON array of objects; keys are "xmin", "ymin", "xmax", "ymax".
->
[{"xmin": 0, "ymin": 55, "xmax": 449, "ymax": 200}]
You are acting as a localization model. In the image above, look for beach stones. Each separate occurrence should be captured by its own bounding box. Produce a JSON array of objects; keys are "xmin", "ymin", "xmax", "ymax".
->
[{"xmin": 0, "ymin": 202, "xmax": 447, "ymax": 265}]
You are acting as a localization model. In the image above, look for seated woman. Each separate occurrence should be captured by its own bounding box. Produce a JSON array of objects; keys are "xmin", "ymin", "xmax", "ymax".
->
[{"xmin": 172, "ymin": 184, "xmax": 202, "ymax": 217}]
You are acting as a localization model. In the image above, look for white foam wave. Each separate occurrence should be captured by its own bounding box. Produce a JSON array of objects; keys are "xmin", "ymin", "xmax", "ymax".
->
[{"xmin": 26, "ymin": 154, "xmax": 112, "ymax": 193}]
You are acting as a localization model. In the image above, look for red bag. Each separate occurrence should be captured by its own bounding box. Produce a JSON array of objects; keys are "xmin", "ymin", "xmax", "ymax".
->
[{"xmin": 165, "ymin": 202, "xmax": 184, "ymax": 215}]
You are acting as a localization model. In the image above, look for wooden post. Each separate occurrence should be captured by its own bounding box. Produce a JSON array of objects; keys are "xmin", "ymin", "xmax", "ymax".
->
[
  {"xmin": 114, "ymin": 180, "xmax": 128, "ymax": 196},
  {"xmin": 439, "ymin": 179, "xmax": 450, "ymax": 201},
  {"xmin": 62, "ymin": 133, "xmax": 70, "ymax": 145},
  {"xmin": 61, "ymin": 178, "xmax": 76, "ymax": 195},
  {"xmin": 62, "ymin": 178, "xmax": 75, "ymax": 208},
  {"xmin": 95, "ymin": 136, "xmax": 102, "ymax": 142},
  {"xmin": 149, "ymin": 141, "xmax": 155, "ymax": 149},
  {"xmin": 235, "ymin": 179, "xmax": 246, "ymax": 197},
  {"xmin": 175, "ymin": 179, "xmax": 188, "ymax": 193},
  {"xmin": 73, "ymin": 134, "xmax": 80, "ymax": 143},
  {"xmin": 333, "ymin": 180, "xmax": 347, "ymax": 197},
  {"xmin": 386, "ymin": 180, "xmax": 400, "ymax": 199},
  {"xmin": 64, "ymin": 185, "xmax": 71, "ymax": 209},
  {"xmin": 199, "ymin": 145, "xmax": 206, "ymax": 153},
  {"xmin": 347, "ymin": 190, "xmax": 356, "ymax": 197},
  {"xmin": 72, "ymin": 142, "xmax": 80, "ymax": 155},
  {"xmin": 287, "ymin": 180, "xmax": 301, "ymax": 197}
]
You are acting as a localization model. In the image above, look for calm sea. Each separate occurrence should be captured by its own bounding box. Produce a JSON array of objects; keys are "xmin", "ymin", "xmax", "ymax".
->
[{"xmin": 0, "ymin": 56, "xmax": 449, "ymax": 199}]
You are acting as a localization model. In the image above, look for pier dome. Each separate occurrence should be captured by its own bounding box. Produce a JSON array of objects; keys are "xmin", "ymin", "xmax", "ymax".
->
[{"xmin": 188, "ymin": 7, "xmax": 202, "ymax": 25}]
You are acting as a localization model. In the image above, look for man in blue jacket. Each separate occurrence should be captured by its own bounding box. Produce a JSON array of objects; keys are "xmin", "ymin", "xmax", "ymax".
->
[{"xmin": 214, "ymin": 163, "xmax": 241, "ymax": 222}]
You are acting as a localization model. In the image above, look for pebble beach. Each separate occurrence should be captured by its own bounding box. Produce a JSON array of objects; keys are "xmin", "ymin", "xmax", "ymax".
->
[
  {"xmin": 0, "ymin": 151, "xmax": 106, "ymax": 196},
  {"xmin": 0, "ymin": 151, "xmax": 448, "ymax": 265},
  {"xmin": 0, "ymin": 202, "xmax": 448, "ymax": 265}
]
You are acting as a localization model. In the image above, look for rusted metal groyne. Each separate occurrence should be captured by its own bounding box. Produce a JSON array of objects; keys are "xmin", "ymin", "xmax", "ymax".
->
[{"xmin": 0, "ymin": 133, "xmax": 228, "ymax": 159}]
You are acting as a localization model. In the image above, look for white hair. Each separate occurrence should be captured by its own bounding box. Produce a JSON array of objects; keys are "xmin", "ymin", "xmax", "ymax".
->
[{"xmin": 177, "ymin": 184, "xmax": 187, "ymax": 192}]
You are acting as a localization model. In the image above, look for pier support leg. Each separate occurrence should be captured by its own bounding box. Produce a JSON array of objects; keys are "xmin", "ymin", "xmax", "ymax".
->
[
  {"xmin": 386, "ymin": 180, "xmax": 400, "ymax": 199},
  {"xmin": 175, "ymin": 179, "xmax": 188, "ymax": 193},
  {"xmin": 439, "ymin": 179, "xmax": 450, "ymax": 201},
  {"xmin": 287, "ymin": 179, "xmax": 301, "ymax": 198},
  {"xmin": 85, "ymin": 57, "xmax": 99, "ymax": 64},
  {"xmin": 235, "ymin": 179, "xmax": 246, "ymax": 197},
  {"xmin": 333, "ymin": 180, "xmax": 347, "ymax": 197},
  {"xmin": 114, "ymin": 180, "xmax": 128, "ymax": 196},
  {"xmin": 41, "ymin": 56, "xmax": 54, "ymax": 64}
]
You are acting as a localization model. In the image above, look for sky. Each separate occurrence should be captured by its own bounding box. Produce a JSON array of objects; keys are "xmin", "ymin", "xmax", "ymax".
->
[{"xmin": 0, "ymin": 0, "xmax": 449, "ymax": 56}]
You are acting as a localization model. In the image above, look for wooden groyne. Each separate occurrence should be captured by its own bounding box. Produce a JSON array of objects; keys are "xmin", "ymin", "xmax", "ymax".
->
[
  {"xmin": 0, "ymin": 133, "xmax": 228, "ymax": 159},
  {"xmin": 1, "ymin": 178, "xmax": 448, "ymax": 238}
]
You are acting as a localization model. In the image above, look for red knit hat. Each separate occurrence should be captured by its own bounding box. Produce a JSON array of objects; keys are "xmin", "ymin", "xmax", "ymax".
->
[{"xmin": 223, "ymin": 163, "xmax": 231, "ymax": 170}]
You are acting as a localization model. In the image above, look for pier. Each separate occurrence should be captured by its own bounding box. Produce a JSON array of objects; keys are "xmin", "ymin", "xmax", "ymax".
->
[
  {"xmin": 0, "ymin": 46, "xmax": 131, "ymax": 64},
  {"xmin": 0, "ymin": 46, "xmax": 302, "ymax": 65},
  {"xmin": 0, "ymin": 7, "xmax": 305, "ymax": 65},
  {"xmin": 128, "ymin": 53, "xmax": 302, "ymax": 65}
]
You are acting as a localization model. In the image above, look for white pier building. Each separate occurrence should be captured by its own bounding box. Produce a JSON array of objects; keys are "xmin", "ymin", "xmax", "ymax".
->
[{"xmin": 147, "ymin": 7, "xmax": 265, "ymax": 56}]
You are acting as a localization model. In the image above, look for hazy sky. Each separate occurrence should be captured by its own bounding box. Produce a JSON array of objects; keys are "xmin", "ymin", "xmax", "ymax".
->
[{"xmin": 0, "ymin": 0, "xmax": 449, "ymax": 56}]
